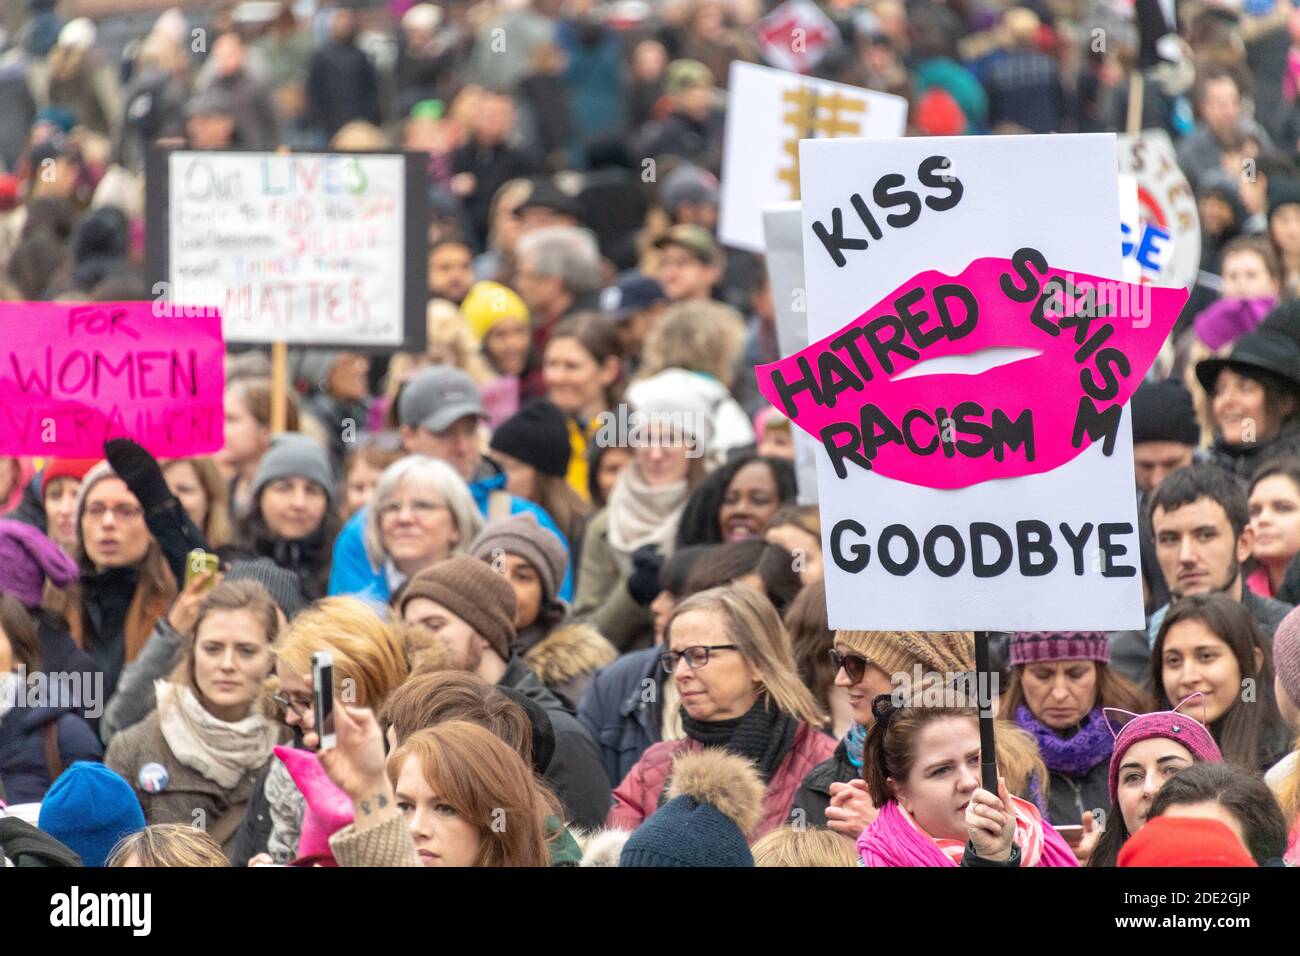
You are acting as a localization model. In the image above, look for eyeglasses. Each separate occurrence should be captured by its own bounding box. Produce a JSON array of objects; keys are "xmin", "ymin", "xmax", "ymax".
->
[
  {"xmin": 828, "ymin": 648, "xmax": 869, "ymax": 684},
  {"xmin": 377, "ymin": 499, "xmax": 448, "ymax": 521},
  {"xmin": 272, "ymin": 694, "xmax": 312, "ymax": 719},
  {"xmin": 85, "ymin": 502, "xmax": 144, "ymax": 522},
  {"xmin": 660, "ymin": 644, "xmax": 739, "ymax": 674}
]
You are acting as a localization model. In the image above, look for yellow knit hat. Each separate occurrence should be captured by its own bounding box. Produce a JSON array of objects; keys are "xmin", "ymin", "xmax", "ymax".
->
[{"xmin": 461, "ymin": 281, "xmax": 529, "ymax": 341}]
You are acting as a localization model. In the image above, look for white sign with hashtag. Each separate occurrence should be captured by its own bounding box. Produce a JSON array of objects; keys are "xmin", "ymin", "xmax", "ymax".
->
[{"xmin": 719, "ymin": 61, "xmax": 907, "ymax": 253}]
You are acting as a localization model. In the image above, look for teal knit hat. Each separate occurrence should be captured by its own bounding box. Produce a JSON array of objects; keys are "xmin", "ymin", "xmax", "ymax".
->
[{"xmin": 619, "ymin": 750, "xmax": 764, "ymax": 867}]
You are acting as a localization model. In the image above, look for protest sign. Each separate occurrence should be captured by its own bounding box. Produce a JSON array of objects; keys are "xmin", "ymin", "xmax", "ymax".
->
[
  {"xmin": 754, "ymin": 0, "xmax": 840, "ymax": 75},
  {"xmin": 1117, "ymin": 131, "xmax": 1200, "ymax": 290},
  {"xmin": 0, "ymin": 302, "xmax": 225, "ymax": 457},
  {"xmin": 718, "ymin": 62, "xmax": 908, "ymax": 252},
  {"xmin": 1118, "ymin": 173, "xmax": 1141, "ymax": 283},
  {"xmin": 762, "ymin": 201, "xmax": 818, "ymax": 505},
  {"xmin": 757, "ymin": 134, "xmax": 1186, "ymax": 631},
  {"xmin": 146, "ymin": 149, "xmax": 428, "ymax": 349}
]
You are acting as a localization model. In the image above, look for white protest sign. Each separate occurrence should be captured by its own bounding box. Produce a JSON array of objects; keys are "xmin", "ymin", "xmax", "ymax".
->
[
  {"xmin": 718, "ymin": 61, "xmax": 908, "ymax": 253},
  {"xmin": 166, "ymin": 151, "xmax": 407, "ymax": 345},
  {"xmin": 1118, "ymin": 173, "xmax": 1141, "ymax": 283},
  {"xmin": 754, "ymin": 0, "xmax": 840, "ymax": 75},
  {"xmin": 1117, "ymin": 131, "xmax": 1201, "ymax": 290},
  {"xmin": 755, "ymin": 134, "xmax": 1187, "ymax": 631},
  {"xmin": 762, "ymin": 201, "xmax": 818, "ymax": 504}
]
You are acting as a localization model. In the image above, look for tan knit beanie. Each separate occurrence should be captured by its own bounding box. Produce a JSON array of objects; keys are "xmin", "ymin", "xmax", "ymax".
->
[
  {"xmin": 835, "ymin": 630, "xmax": 976, "ymax": 680},
  {"xmin": 399, "ymin": 556, "xmax": 518, "ymax": 660}
]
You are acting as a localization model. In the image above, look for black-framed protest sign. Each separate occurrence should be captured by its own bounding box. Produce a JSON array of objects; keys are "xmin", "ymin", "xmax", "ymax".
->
[
  {"xmin": 145, "ymin": 147, "xmax": 429, "ymax": 352},
  {"xmin": 756, "ymin": 134, "xmax": 1187, "ymax": 632}
]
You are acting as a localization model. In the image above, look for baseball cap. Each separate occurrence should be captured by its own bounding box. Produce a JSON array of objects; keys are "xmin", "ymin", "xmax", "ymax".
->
[
  {"xmin": 653, "ymin": 224, "xmax": 720, "ymax": 265},
  {"xmin": 186, "ymin": 86, "xmax": 236, "ymax": 119},
  {"xmin": 398, "ymin": 366, "xmax": 486, "ymax": 433},
  {"xmin": 666, "ymin": 59, "xmax": 714, "ymax": 95},
  {"xmin": 601, "ymin": 272, "xmax": 666, "ymax": 320},
  {"xmin": 518, "ymin": 179, "xmax": 583, "ymax": 220},
  {"xmin": 660, "ymin": 163, "xmax": 720, "ymax": 215}
]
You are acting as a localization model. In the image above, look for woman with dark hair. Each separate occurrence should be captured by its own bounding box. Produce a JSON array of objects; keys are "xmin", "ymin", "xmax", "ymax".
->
[
  {"xmin": 1148, "ymin": 761, "xmax": 1289, "ymax": 865},
  {"xmin": 1246, "ymin": 457, "xmax": 1300, "ymax": 599},
  {"xmin": 1153, "ymin": 593, "xmax": 1293, "ymax": 773},
  {"xmin": 542, "ymin": 314, "xmax": 624, "ymax": 500},
  {"xmin": 682, "ymin": 540, "xmax": 803, "ymax": 616},
  {"xmin": 234, "ymin": 435, "xmax": 341, "ymax": 603},
  {"xmin": 0, "ymin": 594, "xmax": 103, "ymax": 803},
  {"xmin": 999, "ymin": 632, "xmax": 1149, "ymax": 827},
  {"xmin": 1088, "ymin": 696, "xmax": 1224, "ymax": 867},
  {"xmin": 1196, "ymin": 317, "xmax": 1300, "ymax": 479},
  {"xmin": 585, "ymin": 441, "xmax": 633, "ymax": 510},
  {"xmin": 218, "ymin": 377, "xmax": 302, "ymax": 523},
  {"xmin": 675, "ymin": 453, "xmax": 798, "ymax": 548}
]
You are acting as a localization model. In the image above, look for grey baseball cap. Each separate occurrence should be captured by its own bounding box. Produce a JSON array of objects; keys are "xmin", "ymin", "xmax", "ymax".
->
[{"xmin": 398, "ymin": 365, "xmax": 486, "ymax": 433}]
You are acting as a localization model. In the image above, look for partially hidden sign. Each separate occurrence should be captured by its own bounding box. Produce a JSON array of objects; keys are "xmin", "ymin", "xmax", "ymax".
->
[
  {"xmin": 757, "ymin": 252, "xmax": 1187, "ymax": 489},
  {"xmin": 0, "ymin": 302, "xmax": 225, "ymax": 457},
  {"xmin": 783, "ymin": 133, "xmax": 1172, "ymax": 632}
]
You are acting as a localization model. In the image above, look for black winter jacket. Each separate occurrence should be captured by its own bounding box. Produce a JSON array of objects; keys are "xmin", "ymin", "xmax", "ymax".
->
[{"xmin": 577, "ymin": 646, "xmax": 662, "ymax": 788}]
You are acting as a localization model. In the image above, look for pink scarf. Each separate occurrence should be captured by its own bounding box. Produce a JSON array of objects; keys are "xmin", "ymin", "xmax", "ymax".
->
[{"xmin": 856, "ymin": 797, "xmax": 1078, "ymax": 867}]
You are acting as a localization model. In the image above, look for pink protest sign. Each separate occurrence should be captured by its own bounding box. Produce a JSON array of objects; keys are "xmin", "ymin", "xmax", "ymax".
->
[
  {"xmin": 756, "ymin": 249, "xmax": 1188, "ymax": 489},
  {"xmin": 0, "ymin": 302, "xmax": 225, "ymax": 457}
]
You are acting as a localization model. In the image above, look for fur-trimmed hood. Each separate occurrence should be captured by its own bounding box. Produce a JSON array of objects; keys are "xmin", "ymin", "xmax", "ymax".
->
[
  {"xmin": 667, "ymin": 749, "xmax": 765, "ymax": 837},
  {"xmin": 523, "ymin": 622, "xmax": 617, "ymax": 690}
]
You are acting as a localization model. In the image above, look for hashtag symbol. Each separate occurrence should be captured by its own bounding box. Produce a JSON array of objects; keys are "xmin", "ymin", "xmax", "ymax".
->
[{"xmin": 776, "ymin": 87, "xmax": 867, "ymax": 200}]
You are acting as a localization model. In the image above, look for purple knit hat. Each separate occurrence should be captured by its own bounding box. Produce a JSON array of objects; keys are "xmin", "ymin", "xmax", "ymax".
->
[
  {"xmin": 1009, "ymin": 631, "xmax": 1110, "ymax": 666},
  {"xmin": 0, "ymin": 519, "xmax": 78, "ymax": 610},
  {"xmin": 1105, "ymin": 694, "xmax": 1223, "ymax": 806},
  {"xmin": 1272, "ymin": 605, "xmax": 1300, "ymax": 711}
]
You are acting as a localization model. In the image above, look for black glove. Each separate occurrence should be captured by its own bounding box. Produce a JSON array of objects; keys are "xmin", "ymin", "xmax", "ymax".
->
[
  {"xmin": 104, "ymin": 438, "xmax": 172, "ymax": 513},
  {"xmin": 627, "ymin": 545, "xmax": 664, "ymax": 606}
]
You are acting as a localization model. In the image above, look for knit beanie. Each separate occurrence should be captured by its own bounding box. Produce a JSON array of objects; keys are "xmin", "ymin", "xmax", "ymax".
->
[
  {"xmin": 41, "ymin": 458, "xmax": 99, "ymax": 495},
  {"xmin": 0, "ymin": 519, "xmax": 78, "ymax": 610},
  {"xmin": 38, "ymin": 762, "xmax": 145, "ymax": 867},
  {"xmin": 1118, "ymin": 815, "xmax": 1256, "ymax": 867},
  {"xmin": 489, "ymin": 400, "xmax": 571, "ymax": 477},
  {"xmin": 1271, "ymin": 605, "xmax": 1300, "ymax": 711},
  {"xmin": 468, "ymin": 512, "xmax": 569, "ymax": 606},
  {"xmin": 461, "ymin": 281, "xmax": 529, "ymax": 341},
  {"xmin": 251, "ymin": 434, "xmax": 336, "ymax": 508},
  {"xmin": 225, "ymin": 557, "xmax": 309, "ymax": 619},
  {"xmin": 835, "ymin": 630, "xmax": 975, "ymax": 683},
  {"xmin": 1129, "ymin": 380, "xmax": 1200, "ymax": 446},
  {"xmin": 274, "ymin": 746, "xmax": 351, "ymax": 865},
  {"xmin": 619, "ymin": 750, "xmax": 764, "ymax": 867},
  {"xmin": 1008, "ymin": 631, "xmax": 1111, "ymax": 666},
  {"xmin": 1106, "ymin": 696, "xmax": 1222, "ymax": 806},
  {"xmin": 399, "ymin": 556, "xmax": 517, "ymax": 660},
  {"xmin": 73, "ymin": 460, "xmax": 121, "ymax": 529}
]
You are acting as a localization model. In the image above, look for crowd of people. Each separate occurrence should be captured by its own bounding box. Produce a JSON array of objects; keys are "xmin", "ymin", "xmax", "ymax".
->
[{"xmin": 1, "ymin": 0, "xmax": 1300, "ymax": 869}]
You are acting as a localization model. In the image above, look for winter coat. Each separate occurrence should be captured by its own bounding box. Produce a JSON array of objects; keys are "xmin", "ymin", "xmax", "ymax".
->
[
  {"xmin": 327, "ymin": 469, "xmax": 573, "ymax": 602},
  {"xmin": 0, "ymin": 816, "xmax": 83, "ymax": 867},
  {"xmin": 450, "ymin": 137, "xmax": 542, "ymax": 247},
  {"xmin": 1206, "ymin": 425, "xmax": 1300, "ymax": 482},
  {"xmin": 1045, "ymin": 758, "xmax": 1111, "ymax": 828},
  {"xmin": 608, "ymin": 721, "xmax": 836, "ymax": 839},
  {"xmin": 790, "ymin": 738, "xmax": 855, "ymax": 829},
  {"xmin": 104, "ymin": 711, "xmax": 275, "ymax": 856},
  {"xmin": 66, "ymin": 569, "xmax": 172, "ymax": 701},
  {"xmin": 0, "ymin": 695, "xmax": 103, "ymax": 804},
  {"xmin": 577, "ymin": 645, "xmax": 662, "ymax": 787},
  {"xmin": 211, "ymin": 69, "xmax": 280, "ymax": 150},
  {"xmin": 572, "ymin": 508, "xmax": 654, "ymax": 652},
  {"xmin": 635, "ymin": 108, "xmax": 724, "ymax": 167},
  {"xmin": 497, "ymin": 655, "xmax": 611, "ymax": 831},
  {"xmin": 519, "ymin": 621, "xmax": 617, "ymax": 705},
  {"xmin": 305, "ymin": 40, "xmax": 380, "ymax": 139},
  {"xmin": 228, "ymin": 762, "xmax": 274, "ymax": 868},
  {"xmin": 98, "ymin": 618, "xmax": 184, "ymax": 745}
]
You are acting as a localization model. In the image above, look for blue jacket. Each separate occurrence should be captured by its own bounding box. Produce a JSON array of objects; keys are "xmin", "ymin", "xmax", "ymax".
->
[
  {"xmin": 327, "ymin": 472, "xmax": 574, "ymax": 602},
  {"xmin": 0, "ymin": 697, "xmax": 104, "ymax": 804},
  {"xmin": 577, "ymin": 645, "xmax": 661, "ymax": 787}
]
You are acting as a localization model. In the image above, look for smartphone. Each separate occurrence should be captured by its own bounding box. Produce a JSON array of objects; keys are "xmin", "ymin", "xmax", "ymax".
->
[
  {"xmin": 184, "ymin": 550, "xmax": 220, "ymax": 590},
  {"xmin": 312, "ymin": 650, "xmax": 336, "ymax": 751},
  {"xmin": 1056, "ymin": 825, "xmax": 1084, "ymax": 847}
]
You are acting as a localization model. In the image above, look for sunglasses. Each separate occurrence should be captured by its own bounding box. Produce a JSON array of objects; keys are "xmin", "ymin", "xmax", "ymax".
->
[{"xmin": 828, "ymin": 648, "xmax": 869, "ymax": 684}]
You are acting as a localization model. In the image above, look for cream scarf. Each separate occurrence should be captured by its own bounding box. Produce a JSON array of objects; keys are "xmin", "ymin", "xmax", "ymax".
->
[
  {"xmin": 604, "ymin": 465, "xmax": 688, "ymax": 575},
  {"xmin": 155, "ymin": 680, "xmax": 279, "ymax": 789}
]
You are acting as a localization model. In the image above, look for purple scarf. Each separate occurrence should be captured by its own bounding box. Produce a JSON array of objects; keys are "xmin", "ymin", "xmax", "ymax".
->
[
  {"xmin": 1015, "ymin": 704, "xmax": 1113, "ymax": 778},
  {"xmin": 1194, "ymin": 296, "xmax": 1277, "ymax": 351}
]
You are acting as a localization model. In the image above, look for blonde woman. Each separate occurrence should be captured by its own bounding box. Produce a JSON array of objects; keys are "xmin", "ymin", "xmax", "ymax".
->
[
  {"xmin": 108, "ymin": 824, "xmax": 231, "ymax": 867},
  {"xmin": 357, "ymin": 456, "xmax": 484, "ymax": 603},
  {"xmin": 608, "ymin": 583, "xmax": 836, "ymax": 838},
  {"xmin": 751, "ymin": 826, "xmax": 860, "ymax": 867}
]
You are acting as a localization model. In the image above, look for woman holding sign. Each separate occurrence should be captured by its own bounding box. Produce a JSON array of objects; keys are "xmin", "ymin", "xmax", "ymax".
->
[{"xmin": 856, "ymin": 695, "xmax": 1078, "ymax": 867}]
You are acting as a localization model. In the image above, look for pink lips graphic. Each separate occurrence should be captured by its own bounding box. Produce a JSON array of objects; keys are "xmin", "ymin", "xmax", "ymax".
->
[{"xmin": 756, "ymin": 249, "xmax": 1187, "ymax": 489}]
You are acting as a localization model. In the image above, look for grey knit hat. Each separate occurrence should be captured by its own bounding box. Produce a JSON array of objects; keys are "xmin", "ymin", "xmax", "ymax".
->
[
  {"xmin": 251, "ymin": 434, "xmax": 336, "ymax": 507},
  {"xmin": 225, "ymin": 557, "xmax": 309, "ymax": 619},
  {"xmin": 468, "ymin": 512, "xmax": 568, "ymax": 605}
]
